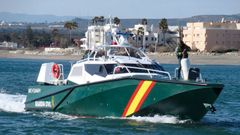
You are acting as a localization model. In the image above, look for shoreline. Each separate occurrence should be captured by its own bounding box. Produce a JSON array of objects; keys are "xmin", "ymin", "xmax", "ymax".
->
[{"xmin": 0, "ymin": 51, "xmax": 239, "ymax": 65}]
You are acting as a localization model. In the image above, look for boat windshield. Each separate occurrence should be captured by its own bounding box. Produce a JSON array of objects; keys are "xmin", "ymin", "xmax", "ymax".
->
[{"xmin": 91, "ymin": 45, "xmax": 146, "ymax": 59}]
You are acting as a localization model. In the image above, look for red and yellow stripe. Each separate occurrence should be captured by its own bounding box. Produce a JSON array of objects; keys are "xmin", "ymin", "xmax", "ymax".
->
[{"xmin": 122, "ymin": 80, "xmax": 156, "ymax": 117}]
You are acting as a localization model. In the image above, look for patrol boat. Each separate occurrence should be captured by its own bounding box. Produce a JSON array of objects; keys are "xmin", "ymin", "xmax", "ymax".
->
[{"xmin": 25, "ymin": 43, "xmax": 223, "ymax": 121}]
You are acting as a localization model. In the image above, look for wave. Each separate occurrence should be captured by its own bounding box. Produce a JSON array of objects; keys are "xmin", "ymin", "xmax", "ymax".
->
[{"xmin": 0, "ymin": 92, "xmax": 26, "ymax": 113}]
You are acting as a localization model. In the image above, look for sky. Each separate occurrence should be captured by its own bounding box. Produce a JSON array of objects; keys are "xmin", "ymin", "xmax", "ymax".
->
[{"xmin": 0, "ymin": 0, "xmax": 239, "ymax": 18}]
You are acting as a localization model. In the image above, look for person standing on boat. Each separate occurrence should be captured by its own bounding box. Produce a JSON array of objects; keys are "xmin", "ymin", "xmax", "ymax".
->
[{"xmin": 175, "ymin": 40, "xmax": 191, "ymax": 79}]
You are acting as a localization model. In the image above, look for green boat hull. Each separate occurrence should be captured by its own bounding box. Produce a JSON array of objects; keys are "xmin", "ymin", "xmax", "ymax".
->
[{"xmin": 25, "ymin": 78, "xmax": 223, "ymax": 121}]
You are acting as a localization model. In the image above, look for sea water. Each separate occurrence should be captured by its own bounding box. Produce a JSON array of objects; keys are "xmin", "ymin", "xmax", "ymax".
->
[{"xmin": 0, "ymin": 58, "xmax": 239, "ymax": 135}]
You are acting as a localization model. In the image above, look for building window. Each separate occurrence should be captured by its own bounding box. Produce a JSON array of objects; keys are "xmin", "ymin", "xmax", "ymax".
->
[
  {"xmin": 145, "ymin": 37, "xmax": 148, "ymax": 41},
  {"xmin": 151, "ymin": 37, "xmax": 154, "ymax": 41}
]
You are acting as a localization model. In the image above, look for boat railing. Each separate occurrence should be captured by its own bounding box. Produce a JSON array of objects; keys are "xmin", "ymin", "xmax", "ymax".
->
[
  {"xmin": 174, "ymin": 67, "xmax": 204, "ymax": 82},
  {"xmin": 77, "ymin": 57, "xmax": 104, "ymax": 63},
  {"xmin": 58, "ymin": 64, "xmax": 64, "ymax": 80},
  {"xmin": 113, "ymin": 65, "xmax": 172, "ymax": 80}
]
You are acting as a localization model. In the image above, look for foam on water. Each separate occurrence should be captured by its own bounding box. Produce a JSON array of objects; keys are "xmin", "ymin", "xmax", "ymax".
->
[
  {"xmin": 101, "ymin": 115, "xmax": 191, "ymax": 124},
  {"xmin": 37, "ymin": 112, "xmax": 78, "ymax": 120},
  {"xmin": 127, "ymin": 115, "xmax": 191, "ymax": 124},
  {"xmin": 0, "ymin": 91, "xmax": 26, "ymax": 113}
]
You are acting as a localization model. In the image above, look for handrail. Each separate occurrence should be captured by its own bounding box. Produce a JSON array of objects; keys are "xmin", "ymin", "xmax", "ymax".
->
[
  {"xmin": 57, "ymin": 64, "xmax": 64, "ymax": 80},
  {"xmin": 113, "ymin": 65, "xmax": 172, "ymax": 80},
  {"xmin": 76, "ymin": 58, "xmax": 104, "ymax": 63}
]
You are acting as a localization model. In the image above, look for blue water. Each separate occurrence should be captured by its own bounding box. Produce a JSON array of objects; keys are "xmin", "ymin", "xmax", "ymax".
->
[{"xmin": 0, "ymin": 58, "xmax": 239, "ymax": 135}]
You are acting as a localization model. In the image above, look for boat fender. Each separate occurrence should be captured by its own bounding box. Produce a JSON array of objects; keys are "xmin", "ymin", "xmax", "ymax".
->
[
  {"xmin": 52, "ymin": 63, "xmax": 60, "ymax": 79},
  {"xmin": 181, "ymin": 58, "xmax": 190, "ymax": 80}
]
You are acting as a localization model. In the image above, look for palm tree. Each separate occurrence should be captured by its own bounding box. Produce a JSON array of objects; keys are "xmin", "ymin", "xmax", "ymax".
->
[
  {"xmin": 159, "ymin": 18, "xmax": 168, "ymax": 46},
  {"xmin": 113, "ymin": 17, "xmax": 120, "ymax": 25},
  {"xmin": 178, "ymin": 26, "xmax": 183, "ymax": 40},
  {"xmin": 92, "ymin": 16, "xmax": 99, "ymax": 25},
  {"xmin": 92, "ymin": 16, "xmax": 105, "ymax": 25},
  {"xmin": 99, "ymin": 16, "xmax": 105, "ymax": 25},
  {"xmin": 64, "ymin": 21, "xmax": 78, "ymax": 46},
  {"xmin": 141, "ymin": 18, "xmax": 148, "ymax": 25}
]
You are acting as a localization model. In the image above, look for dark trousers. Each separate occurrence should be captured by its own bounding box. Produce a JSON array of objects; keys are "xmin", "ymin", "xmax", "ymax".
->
[{"xmin": 177, "ymin": 58, "xmax": 181, "ymax": 79}]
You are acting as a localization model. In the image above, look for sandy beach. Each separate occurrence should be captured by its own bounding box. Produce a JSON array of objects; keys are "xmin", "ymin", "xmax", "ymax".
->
[
  {"xmin": 0, "ymin": 50, "xmax": 239, "ymax": 65},
  {"xmin": 148, "ymin": 52, "xmax": 240, "ymax": 65}
]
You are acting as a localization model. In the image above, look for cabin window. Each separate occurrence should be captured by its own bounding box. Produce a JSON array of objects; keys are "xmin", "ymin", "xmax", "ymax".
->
[
  {"xmin": 124, "ymin": 64, "xmax": 164, "ymax": 72},
  {"xmin": 104, "ymin": 64, "xmax": 117, "ymax": 74},
  {"xmin": 85, "ymin": 64, "xmax": 107, "ymax": 76}
]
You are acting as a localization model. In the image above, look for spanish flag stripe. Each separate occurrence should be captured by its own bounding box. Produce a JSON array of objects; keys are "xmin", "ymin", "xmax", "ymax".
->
[
  {"xmin": 122, "ymin": 80, "xmax": 155, "ymax": 117},
  {"xmin": 135, "ymin": 81, "xmax": 156, "ymax": 112},
  {"xmin": 122, "ymin": 80, "xmax": 144, "ymax": 117}
]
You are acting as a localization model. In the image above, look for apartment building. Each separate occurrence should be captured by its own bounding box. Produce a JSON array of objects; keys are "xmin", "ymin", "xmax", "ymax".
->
[{"xmin": 183, "ymin": 21, "xmax": 240, "ymax": 52}]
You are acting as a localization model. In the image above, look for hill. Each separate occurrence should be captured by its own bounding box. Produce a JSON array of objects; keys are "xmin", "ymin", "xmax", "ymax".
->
[
  {"xmin": 0, "ymin": 12, "xmax": 77, "ymax": 23},
  {"xmin": 73, "ymin": 14, "xmax": 240, "ymax": 31},
  {"xmin": 0, "ymin": 12, "xmax": 239, "ymax": 28}
]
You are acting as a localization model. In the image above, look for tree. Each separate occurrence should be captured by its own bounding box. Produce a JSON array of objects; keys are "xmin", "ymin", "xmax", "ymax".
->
[
  {"xmin": 159, "ymin": 18, "xmax": 168, "ymax": 46},
  {"xmin": 51, "ymin": 28, "xmax": 60, "ymax": 47},
  {"xmin": 92, "ymin": 16, "xmax": 99, "ymax": 25},
  {"xmin": 59, "ymin": 37, "xmax": 68, "ymax": 48},
  {"xmin": 113, "ymin": 17, "xmax": 120, "ymax": 25},
  {"xmin": 99, "ymin": 16, "xmax": 105, "ymax": 25},
  {"xmin": 64, "ymin": 21, "xmax": 78, "ymax": 46},
  {"xmin": 178, "ymin": 26, "xmax": 183, "ymax": 41},
  {"xmin": 25, "ymin": 26, "xmax": 34, "ymax": 48},
  {"xmin": 10, "ymin": 32, "xmax": 21, "ymax": 43}
]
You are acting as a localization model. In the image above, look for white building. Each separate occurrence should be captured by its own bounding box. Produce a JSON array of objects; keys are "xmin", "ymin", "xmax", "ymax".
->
[
  {"xmin": 128, "ymin": 24, "xmax": 157, "ymax": 48},
  {"xmin": 0, "ymin": 41, "xmax": 18, "ymax": 49},
  {"xmin": 80, "ymin": 19, "xmax": 180, "ymax": 50},
  {"xmin": 128, "ymin": 24, "xmax": 180, "ymax": 48},
  {"xmin": 81, "ymin": 21, "xmax": 122, "ymax": 50}
]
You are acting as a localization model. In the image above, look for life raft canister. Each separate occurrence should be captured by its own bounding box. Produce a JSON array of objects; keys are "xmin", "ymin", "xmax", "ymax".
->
[{"xmin": 52, "ymin": 63, "xmax": 60, "ymax": 79}]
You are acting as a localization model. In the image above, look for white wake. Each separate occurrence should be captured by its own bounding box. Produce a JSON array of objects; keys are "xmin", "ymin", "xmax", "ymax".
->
[
  {"xmin": 0, "ymin": 92, "xmax": 26, "ymax": 113},
  {"xmin": 101, "ymin": 115, "xmax": 191, "ymax": 124},
  {"xmin": 127, "ymin": 115, "xmax": 191, "ymax": 124}
]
